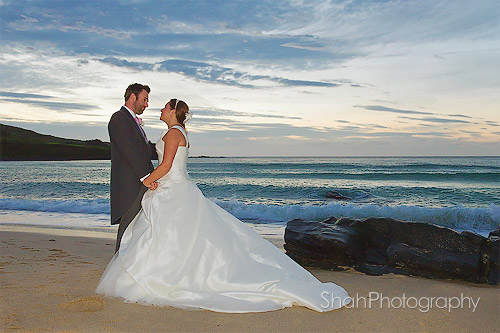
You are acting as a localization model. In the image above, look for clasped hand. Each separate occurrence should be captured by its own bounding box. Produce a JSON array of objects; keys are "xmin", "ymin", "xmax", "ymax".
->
[{"xmin": 143, "ymin": 180, "xmax": 158, "ymax": 191}]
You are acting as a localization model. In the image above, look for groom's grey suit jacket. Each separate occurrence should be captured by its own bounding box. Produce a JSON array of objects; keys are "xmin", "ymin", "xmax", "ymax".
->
[{"xmin": 108, "ymin": 107, "xmax": 154, "ymax": 225}]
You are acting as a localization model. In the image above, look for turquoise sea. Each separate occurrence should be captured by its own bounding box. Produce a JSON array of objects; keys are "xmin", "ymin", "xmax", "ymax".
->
[{"xmin": 0, "ymin": 157, "xmax": 499, "ymax": 236}]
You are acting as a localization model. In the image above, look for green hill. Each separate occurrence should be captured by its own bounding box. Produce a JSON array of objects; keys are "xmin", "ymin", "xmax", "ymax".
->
[{"xmin": 0, "ymin": 123, "xmax": 111, "ymax": 160}]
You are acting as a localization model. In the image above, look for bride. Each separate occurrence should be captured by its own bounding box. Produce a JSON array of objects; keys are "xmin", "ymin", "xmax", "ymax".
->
[{"xmin": 96, "ymin": 99, "xmax": 351, "ymax": 313}]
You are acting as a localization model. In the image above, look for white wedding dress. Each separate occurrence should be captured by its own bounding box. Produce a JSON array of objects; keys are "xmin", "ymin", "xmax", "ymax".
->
[{"xmin": 96, "ymin": 126, "xmax": 351, "ymax": 312}]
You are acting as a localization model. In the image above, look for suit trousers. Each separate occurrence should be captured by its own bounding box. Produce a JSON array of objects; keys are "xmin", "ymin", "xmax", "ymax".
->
[{"xmin": 115, "ymin": 186, "xmax": 148, "ymax": 253}]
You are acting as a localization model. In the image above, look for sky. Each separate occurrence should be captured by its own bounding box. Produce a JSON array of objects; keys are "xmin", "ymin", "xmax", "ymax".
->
[{"xmin": 0, "ymin": 0, "xmax": 499, "ymax": 156}]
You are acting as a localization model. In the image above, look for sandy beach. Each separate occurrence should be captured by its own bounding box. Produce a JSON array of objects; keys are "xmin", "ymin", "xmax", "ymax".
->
[{"xmin": 1, "ymin": 225, "xmax": 499, "ymax": 332}]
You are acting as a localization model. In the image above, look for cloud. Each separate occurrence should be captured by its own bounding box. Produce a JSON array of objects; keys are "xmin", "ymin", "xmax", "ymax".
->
[
  {"xmin": 71, "ymin": 25, "xmax": 131, "ymax": 40},
  {"xmin": 411, "ymin": 131, "xmax": 454, "ymax": 137},
  {"xmin": 182, "ymin": 116, "xmax": 238, "ymax": 125},
  {"xmin": 355, "ymin": 105, "xmax": 435, "ymax": 115},
  {"xmin": 369, "ymin": 124, "xmax": 389, "ymax": 129},
  {"xmin": 99, "ymin": 56, "xmax": 340, "ymax": 89},
  {"xmin": 273, "ymin": 78, "xmax": 339, "ymax": 87},
  {"xmin": 284, "ymin": 135, "xmax": 310, "ymax": 140},
  {"xmin": 7, "ymin": 15, "xmax": 39, "ymax": 31},
  {"xmin": 281, "ymin": 42, "xmax": 325, "ymax": 51},
  {"xmin": 411, "ymin": 134, "xmax": 454, "ymax": 139},
  {"xmin": 335, "ymin": 119, "xmax": 388, "ymax": 129},
  {"xmin": 185, "ymin": 118, "xmax": 449, "ymax": 143},
  {"xmin": 0, "ymin": 91, "xmax": 53, "ymax": 99},
  {"xmin": 399, "ymin": 116, "xmax": 472, "ymax": 124},
  {"xmin": 7, "ymin": 12, "xmax": 131, "ymax": 40},
  {"xmin": 143, "ymin": 107, "xmax": 301, "ymax": 126},
  {"xmin": 273, "ymin": 0, "xmax": 499, "ymax": 51},
  {"xmin": 485, "ymin": 121, "xmax": 500, "ymax": 127},
  {"xmin": 2, "ymin": 0, "xmax": 498, "ymax": 70},
  {"xmin": 357, "ymin": 105, "xmax": 495, "ymax": 127},
  {"xmin": 192, "ymin": 107, "xmax": 301, "ymax": 120},
  {"xmin": 0, "ymin": 96, "xmax": 98, "ymax": 111},
  {"xmin": 449, "ymin": 114, "xmax": 473, "ymax": 119},
  {"xmin": 338, "ymin": 125, "xmax": 361, "ymax": 131},
  {"xmin": 99, "ymin": 57, "xmax": 154, "ymax": 71},
  {"xmin": 156, "ymin": 59, "xmax": 253, "ymax": 88}
]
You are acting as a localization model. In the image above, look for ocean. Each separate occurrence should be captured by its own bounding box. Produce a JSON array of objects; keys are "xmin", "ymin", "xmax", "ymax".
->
[{"xmin": 0, "ymin": 157, "xmax": 499, "ymax": 237}]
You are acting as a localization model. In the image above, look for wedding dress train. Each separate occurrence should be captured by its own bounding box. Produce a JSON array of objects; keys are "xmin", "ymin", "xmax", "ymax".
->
[{"xmin": 96, "ymin": 126, "xmax": 351, "ymax": 312}]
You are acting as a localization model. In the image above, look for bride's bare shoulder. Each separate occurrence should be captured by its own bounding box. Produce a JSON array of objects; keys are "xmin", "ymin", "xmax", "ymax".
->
[
  {"xmin": 160, "ymin": 130, "xmax": 169, "ymax": 140},
  {"xmin": 162, "ymin": 127, "xmax": 186, "ymax": 145}
]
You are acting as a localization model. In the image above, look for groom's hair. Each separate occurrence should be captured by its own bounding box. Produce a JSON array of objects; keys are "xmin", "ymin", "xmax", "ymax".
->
[{"xmin": 124, "ymin": 83, "xmax": 151, "ymax": 102}]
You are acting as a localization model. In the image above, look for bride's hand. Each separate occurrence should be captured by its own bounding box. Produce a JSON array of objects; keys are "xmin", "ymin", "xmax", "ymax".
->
[{"xmin": 143, "ymin": 180, "xmax": 158, "ymax": 191}]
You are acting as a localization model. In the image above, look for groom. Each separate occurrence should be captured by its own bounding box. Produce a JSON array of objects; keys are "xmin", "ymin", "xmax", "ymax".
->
[{"xmin": 108, "ymin": 83, "xmax": 156, "ymax": 252}]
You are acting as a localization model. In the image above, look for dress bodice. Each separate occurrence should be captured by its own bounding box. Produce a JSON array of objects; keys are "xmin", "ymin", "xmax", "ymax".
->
[{"xmin": 155, "ymin": 126, "xmax": 190, "ymax": 183}]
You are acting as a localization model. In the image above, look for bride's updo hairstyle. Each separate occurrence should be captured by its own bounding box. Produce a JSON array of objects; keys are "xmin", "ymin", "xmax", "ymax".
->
[{"xmin": 168, "ymin": 98, "xmax": 189, "ymax": 128}]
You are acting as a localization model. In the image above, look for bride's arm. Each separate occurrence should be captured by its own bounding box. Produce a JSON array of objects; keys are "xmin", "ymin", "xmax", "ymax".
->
[{"xmin": 142, "ymin": 130, "xmax": 183, "ymax": 187}]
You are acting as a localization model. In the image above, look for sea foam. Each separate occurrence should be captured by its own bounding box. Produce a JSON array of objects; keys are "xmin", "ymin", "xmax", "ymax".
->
[
  {"xmin": 213, "ymin": 199, "xmax": 499, "ymax": 233},
  {"xmin": 0, "ymin": 198, "xmax": 109, "ymax": 214},
  {"xmin": 1, "ymin": 198, "xmax": 496, "ymax": 234}
]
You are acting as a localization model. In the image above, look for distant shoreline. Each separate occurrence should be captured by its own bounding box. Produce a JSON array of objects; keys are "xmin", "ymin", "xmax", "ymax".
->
[
  {"xmin": 1, "ymin": 123, "xmax": 232, "ymax": 161},
  {"xmin": 1, "ymin": 124, "xmax": 498, "ymax": 160},
  {"xmin": 190, "ymin": 155, "xmax": 226, "ymax": 158},
  {"xmin": 1, "ymin": 123, "xmax": 111, "ymax": 161}
]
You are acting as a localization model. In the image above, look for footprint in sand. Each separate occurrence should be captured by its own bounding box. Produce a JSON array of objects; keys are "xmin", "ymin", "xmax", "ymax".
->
[
  {"xmin": 48, "ymin": 248, "xmax": 69, "ymax": 259},
  {"xmin": 59, "ymin": 296, "xmax": 104, "ymax": 312}
]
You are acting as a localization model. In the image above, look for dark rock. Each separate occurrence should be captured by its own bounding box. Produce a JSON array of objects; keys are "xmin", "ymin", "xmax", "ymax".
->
[
  {"xmin": 358, "ymin": 218, "xmax": 485, "ymax": 254},
  {"xmin": 284, "ymin": 216, "xmax": 497, "ymax": 284},
  {"xmin": 321, "ymin": 216, "xmax": 338, "ymax": 225},
  {"xmin": 387, "ymin": 243, "xmax": 484, "ymax": 283},
  {"xmin": 489, "ymin": 226, "xmax": 500, "ymax": 237},
  {"xmin": 284, "ymin": 218, "xmax": 363, "ymax": 268},
  {"xmin": 365, "ymin": 249, "xmax": 387, "ymax": 265},
  {"xmin": 354, "ymin": 264, "xmax": 396, "ymax": 276},
  {"xmin": 484, "ymin": 235, "xmax": 499, "ymax": 285},
  {"xmin": 325, "ymin": 191, "xmax": 351, "ymax": 200},
  {"xmin": 335, "ymin": 217, "xmax": 358, "ymax": 227}
]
